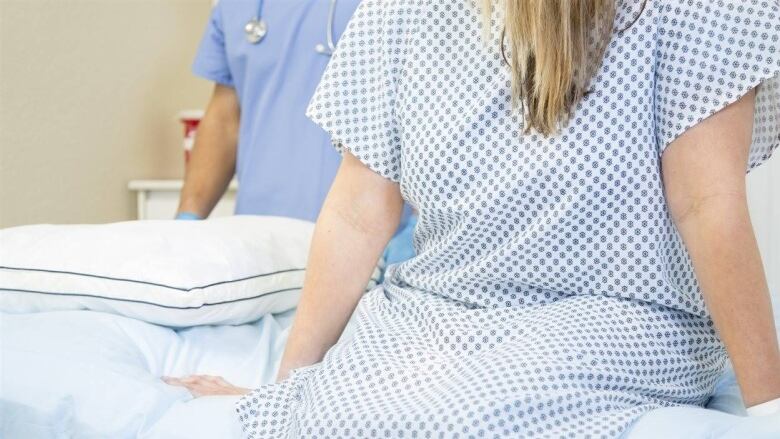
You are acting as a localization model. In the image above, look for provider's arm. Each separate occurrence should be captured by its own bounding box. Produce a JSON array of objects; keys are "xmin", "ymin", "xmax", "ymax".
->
[
  {"xmin": 662, "ymin": 89, "xmax": 780, "ymax": 409},
  {"xmin": 176, "ymin": 84, "xmax": 240, "ymax": 218}
]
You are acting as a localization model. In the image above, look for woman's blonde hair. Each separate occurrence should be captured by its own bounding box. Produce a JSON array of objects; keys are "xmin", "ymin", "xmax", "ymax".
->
[{"xmin": 483, "ymin": 0, "xmax": 618, "ymax": 135}]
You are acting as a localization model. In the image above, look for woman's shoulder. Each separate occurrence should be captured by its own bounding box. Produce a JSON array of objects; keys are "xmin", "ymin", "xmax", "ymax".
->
[
  {"xmin": 348, "ymin": 0, "xmax": 431, "ymax": 28},
  {"xmin": 345, "ymin": 0, "xmax": 433, "ymax": 56},
  {"xmin": 651, "ymin": 0, "xmax": 780, "ymax": 26},
  {"xmin": 354, "ymin": 0, "xmax": 429, "ymax": 13}
]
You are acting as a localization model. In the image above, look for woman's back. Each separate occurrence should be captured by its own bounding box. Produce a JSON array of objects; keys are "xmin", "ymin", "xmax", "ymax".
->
[{"xmin": 307, "ymin": 0, "xmax": 780, "ymax": 315}]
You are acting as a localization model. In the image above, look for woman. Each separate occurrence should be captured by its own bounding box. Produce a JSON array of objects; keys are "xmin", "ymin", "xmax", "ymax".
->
[{"xmin": 165, "ymin": 0, "xmax": 780, "ymax": 436}]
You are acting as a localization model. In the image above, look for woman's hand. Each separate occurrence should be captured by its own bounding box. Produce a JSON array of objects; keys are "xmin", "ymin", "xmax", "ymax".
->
[{"xmin": 162, "ymin": 375, "xmax": 251, "ymax": 398}]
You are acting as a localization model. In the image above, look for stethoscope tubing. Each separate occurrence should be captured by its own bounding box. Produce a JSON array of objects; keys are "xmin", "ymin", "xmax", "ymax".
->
[
  {"xmin": 246, "ymin": 0, "xmax": 337, "ymax": 55},
  {"xmin": 324, "ymin": 0, "xmax": 336, "ymax": 54}
]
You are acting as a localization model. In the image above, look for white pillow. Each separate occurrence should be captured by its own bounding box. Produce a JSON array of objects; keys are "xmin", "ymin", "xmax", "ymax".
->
[{"xmin": 0, "ymin": 216, "xmax": 381, "ymax": 327}]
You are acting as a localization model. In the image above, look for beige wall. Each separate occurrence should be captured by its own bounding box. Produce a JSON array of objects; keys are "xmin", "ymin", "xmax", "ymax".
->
[{"xmin": 0, "ymin": 0, "xmax": 213, "ymax": 228}]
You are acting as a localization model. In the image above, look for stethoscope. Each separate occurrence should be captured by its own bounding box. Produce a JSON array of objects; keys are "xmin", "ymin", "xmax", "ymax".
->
[{"xmin": 245, "ymin": 0, "xmax": 338, "ymax": 56}]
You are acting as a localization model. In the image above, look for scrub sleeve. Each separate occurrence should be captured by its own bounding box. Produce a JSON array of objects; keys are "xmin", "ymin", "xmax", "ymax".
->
[{"xmin": 192, "ymin": 3, "xmax": 234, "ymax": 87}]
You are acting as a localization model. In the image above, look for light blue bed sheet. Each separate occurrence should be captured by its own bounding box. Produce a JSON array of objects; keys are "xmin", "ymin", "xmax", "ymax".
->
[
  {"xmin": 1, "ymin": 310, "xmax": 294, "ymax": 438},
  {"xmin": 1, "ymin": 310, "xmax": 778, "ymax": 438},
  {"xmin": 624, "ymin": 363, "xmax": 779, "ymax": 438}
]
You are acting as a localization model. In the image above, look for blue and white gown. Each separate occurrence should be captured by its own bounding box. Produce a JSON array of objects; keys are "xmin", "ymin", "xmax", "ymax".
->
[{"xmin": 237, "ymin": 0, "xmax": 780, "ymax": 437}]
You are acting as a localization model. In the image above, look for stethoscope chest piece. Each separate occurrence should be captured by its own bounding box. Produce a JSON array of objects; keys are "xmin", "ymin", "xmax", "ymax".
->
[
  {"xmin": 245, "ymin": 18, "xmax": 268, "ymax": 44},
  {"xmin": 244, "ymin": 0, "xmax": 336, "ymax": 54}
]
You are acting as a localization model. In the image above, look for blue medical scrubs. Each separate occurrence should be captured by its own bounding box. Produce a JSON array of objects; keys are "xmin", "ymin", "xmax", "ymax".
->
[
  {"xmin": 192, "ymin": 0, "xmax": 414, "ymax": 263},
  {"xmin": 193, "ymin": 0, "xmax": 358, "ymax": 222}
]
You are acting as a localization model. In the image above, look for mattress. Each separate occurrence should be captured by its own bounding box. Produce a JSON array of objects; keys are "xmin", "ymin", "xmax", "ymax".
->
[{"xmin": 1, "ymin": 309, "xmax": 777, "ymax": 439}]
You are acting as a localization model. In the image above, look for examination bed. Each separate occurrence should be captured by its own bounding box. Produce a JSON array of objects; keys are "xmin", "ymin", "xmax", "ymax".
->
[
  {"xmin": 2, "ymin": 308, "xmax": 778, "ymax": 439},
  {"xmin": 0, "ymin": 217, "xmax": 778, "ymax": 438}
]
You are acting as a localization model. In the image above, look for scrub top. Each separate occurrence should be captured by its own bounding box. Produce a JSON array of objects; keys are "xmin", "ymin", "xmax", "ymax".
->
[{"xmin": 192, "ymin": 0, "xmax": 360, "ymax": 222}]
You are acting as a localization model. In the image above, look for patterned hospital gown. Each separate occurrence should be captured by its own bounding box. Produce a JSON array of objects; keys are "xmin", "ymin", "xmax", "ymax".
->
[{"xmin": 237, "ymin": 0, "xmax": 780, "ymax": 437}]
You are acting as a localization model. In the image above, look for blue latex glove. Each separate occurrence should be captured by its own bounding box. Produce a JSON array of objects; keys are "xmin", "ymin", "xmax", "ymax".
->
[
  {"xmin": 382, "ymin": 216, "xmax": 417, "ymax": 266},
  {"xmin": 175, "ymin": 212, "xmax": 203, "ymax": 221}
]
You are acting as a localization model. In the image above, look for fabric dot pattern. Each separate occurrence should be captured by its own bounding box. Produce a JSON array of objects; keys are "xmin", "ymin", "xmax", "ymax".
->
[{"xmin": 238, "ymin": 0, "xmax": 780, "ymax": 437}]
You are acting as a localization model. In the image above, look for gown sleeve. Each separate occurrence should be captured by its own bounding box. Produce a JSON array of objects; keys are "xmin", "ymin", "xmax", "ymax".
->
[
  {"xmin": 654, "ymin": 0, "xmax": 780, "ymax": 172},
  {"xmin": 305, "ymin": 0, "xmax": 412, "ymax": 183}
]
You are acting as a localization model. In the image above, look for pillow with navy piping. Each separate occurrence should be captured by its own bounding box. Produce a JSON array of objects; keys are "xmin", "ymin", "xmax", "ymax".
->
[{"xmin": 0, "ymin": 216, "xmax": 382, "ymax": 327}]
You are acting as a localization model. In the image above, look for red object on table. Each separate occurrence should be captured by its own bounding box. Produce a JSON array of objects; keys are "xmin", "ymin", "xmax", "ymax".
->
[{"xmin": 178, "ymin": 110, "xmax": 205, "ymax": 164}]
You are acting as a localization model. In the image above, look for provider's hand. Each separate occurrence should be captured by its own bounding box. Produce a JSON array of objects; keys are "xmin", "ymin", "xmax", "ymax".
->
[{"xmin": 162, "ymin": 375, "xmax": 251, "ymax": 398}]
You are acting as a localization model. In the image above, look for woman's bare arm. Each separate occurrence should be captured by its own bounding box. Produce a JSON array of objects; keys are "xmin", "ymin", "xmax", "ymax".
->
[
  {"xmin": 661, "ymin": 89, "xmax": 780, "ymax": 407},
  {"xmin": 276, "ymin": 151, "xmax": 404, "ymax": 380},
  {"xmin": 165, "ymin": 151, "xmax": 403, "ymax": 395}
]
